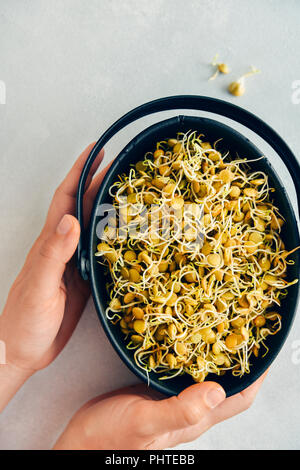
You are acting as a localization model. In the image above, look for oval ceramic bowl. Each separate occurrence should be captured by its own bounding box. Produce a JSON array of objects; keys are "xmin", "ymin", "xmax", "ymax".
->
[{"xmin": 76, "ymin": 96, "xmax": 300, "ymax": 397}]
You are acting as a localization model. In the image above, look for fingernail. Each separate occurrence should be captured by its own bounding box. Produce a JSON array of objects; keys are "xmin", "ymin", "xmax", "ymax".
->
[
  {"xmin": 56, "ymin": 215, "xmax": 72, "ymax": 235},
  {"xmin": 206, "ymin": 388, "xmax": 226, "ymax": 409}
]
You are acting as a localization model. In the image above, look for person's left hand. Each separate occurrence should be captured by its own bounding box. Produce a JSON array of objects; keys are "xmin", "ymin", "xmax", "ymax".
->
[{"xmin": 0, "ymin": 143, "xmax": 107, "ymax": 379}]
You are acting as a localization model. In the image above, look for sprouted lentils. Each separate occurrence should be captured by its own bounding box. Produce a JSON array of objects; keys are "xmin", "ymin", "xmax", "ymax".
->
[{"xmin": 95, "ymin": 131, "xmax": 299, "ymax": 383}]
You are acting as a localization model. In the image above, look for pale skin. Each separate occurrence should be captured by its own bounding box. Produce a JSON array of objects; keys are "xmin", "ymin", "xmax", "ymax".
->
[{"xmin": 0, "ymin": 144, "xmax": 268, "ymax": 450}]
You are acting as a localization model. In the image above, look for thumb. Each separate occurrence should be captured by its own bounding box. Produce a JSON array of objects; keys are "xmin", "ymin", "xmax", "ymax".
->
[
  {"xmin": 142, "ymin": 382, "xmax": 226, "ymax": 437},
  {"xmin": 31, "ymin": 214, "xmax": 80, "ymax": 297}
]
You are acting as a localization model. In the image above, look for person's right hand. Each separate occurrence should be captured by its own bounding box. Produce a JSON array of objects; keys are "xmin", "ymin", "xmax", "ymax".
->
[{"xmin": 54, "ymin": 372, "xmax": 267, "ymax": 450}]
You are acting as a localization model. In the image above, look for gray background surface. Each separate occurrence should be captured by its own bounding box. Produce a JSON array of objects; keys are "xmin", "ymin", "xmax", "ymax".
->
[{"xmin": 0, "ymin": 0, "xmax": 300, "ymax": 450}]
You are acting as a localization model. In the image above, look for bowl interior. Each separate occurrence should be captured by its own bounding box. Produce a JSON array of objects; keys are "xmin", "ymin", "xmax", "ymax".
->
[{"xmin": 89, "ymin": 115, "xmax": 300, "ymax": 397}]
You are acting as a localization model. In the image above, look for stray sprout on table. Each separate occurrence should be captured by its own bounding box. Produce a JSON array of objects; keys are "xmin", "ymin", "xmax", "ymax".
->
[
  {"xmin": 228, "ymin": 66, "xmax": 261, "ymax": 97},
  {"xmin": 209, "ymin": 54, "xmax": 230, "ymax": 81}
]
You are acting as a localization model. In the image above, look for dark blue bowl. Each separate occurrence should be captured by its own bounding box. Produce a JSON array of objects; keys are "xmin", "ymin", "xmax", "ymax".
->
[{"xmin": 77, "ymin": 96, "xmax": 300, "ymax": 397}]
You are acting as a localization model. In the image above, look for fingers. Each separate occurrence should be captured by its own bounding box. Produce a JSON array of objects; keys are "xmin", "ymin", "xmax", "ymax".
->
[
  {"xmin": 30, "ymin": 215, "xmax": 81, "ymax": 299},
  {"xmin": 51, "ymin": 263, "xmax": 92, "ymax": 355},
  {"xmin": 42, "ymin": 144, "xmax": 104, "ymax": 237},
  {"xmin": 209, "ymin": 370, "xmax": 269, "ymax": 425},
  {"xmin": 140, "ymin": 382, "xmax": 226, "ymax": 437},
  {"xmin": 147, "ymin": 373, "xmax": 269, "ymax": 449}
]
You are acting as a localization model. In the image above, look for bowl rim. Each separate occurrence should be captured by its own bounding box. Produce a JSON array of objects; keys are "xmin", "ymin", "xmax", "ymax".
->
[{"xmin": 88, "ymin": 114, "xmax": 300, "ymax": 397}]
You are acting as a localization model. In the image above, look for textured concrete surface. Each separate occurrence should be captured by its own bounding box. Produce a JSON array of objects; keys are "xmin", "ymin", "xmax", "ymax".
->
[{"xmin": 0, "ymin": 0, "xmax": 299, "ymax": 450}]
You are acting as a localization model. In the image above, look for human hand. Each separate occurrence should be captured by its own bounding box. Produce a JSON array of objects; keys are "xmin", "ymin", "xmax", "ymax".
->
[
  {"xmin": 54, "ymin": 372, "xmax": 267, "ymax": 450},
  {"xmin": 0, "ymin": 143, "xmax": 108, "ymax": 392}
]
